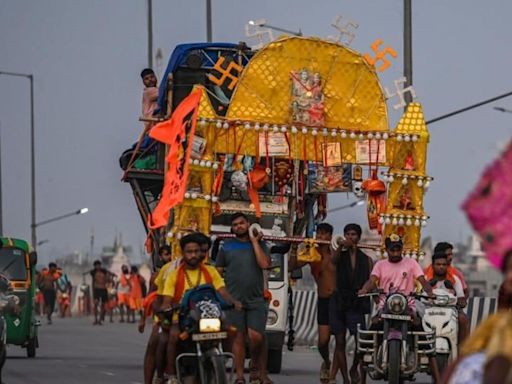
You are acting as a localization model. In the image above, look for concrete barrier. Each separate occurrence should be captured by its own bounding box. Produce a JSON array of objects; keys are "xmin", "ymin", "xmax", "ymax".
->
[{"xmin": 290, "ymin": 289, "xmax": 498, "ymax": 346}]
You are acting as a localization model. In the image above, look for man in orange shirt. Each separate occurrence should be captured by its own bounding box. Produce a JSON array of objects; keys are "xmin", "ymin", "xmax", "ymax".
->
[
  {"xmin": 129, "ymin": 265, "xmax": 145, "ymax": 322},
  {"xmin": 424, "ymin": 242, "xmax": 470, "ymax": 343},
  {"xmin": 118, "ymin": 264, "xmax": 132, "ymax": 323}
]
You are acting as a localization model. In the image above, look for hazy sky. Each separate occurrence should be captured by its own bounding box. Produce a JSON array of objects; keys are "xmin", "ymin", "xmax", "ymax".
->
[{"xmin": 1, "ymin": 0, "xmax": 511, "ymax": 264}]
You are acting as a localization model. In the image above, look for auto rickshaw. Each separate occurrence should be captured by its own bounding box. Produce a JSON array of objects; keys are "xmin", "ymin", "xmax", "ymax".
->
[{"xmin": 0, "ymin": 238, "xmax": 39, "ymax": 357}]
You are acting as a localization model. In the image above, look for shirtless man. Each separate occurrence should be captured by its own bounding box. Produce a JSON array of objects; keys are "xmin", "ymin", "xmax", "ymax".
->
[
  {"xmin": 289, "ymin": 223, "xmax": 338, "ymax": 383},
  {"xmin": 90, "ymin": 260, "xmax": 115, "ymax": 325}
]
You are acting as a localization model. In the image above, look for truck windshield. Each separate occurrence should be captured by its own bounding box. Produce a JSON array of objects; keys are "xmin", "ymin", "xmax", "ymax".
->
[
  {"xmin": 268, "ymin": 253, "xmax": 284, "ymax": 282},
  {"xmin": 0, "ymin": 248, "xmax": 27, "ymax": 281}
]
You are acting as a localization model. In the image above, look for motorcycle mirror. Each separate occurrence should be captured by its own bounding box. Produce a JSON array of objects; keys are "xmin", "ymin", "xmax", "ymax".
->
[{"xmin": 29, "ymin": 251, "xmax": 38, "ymax": 266}]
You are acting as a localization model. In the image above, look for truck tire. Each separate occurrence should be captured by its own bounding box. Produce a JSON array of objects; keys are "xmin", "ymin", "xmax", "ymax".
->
[
  {"xmin": 27, "ymin": 337, "xmax": 37, "ymax": 358},
  {"xmin": 267, "ymin": 348, "xmax": 282, "ymax": 374},
  {"xmin": 388, "ymin": 340, "xmax": 401, "ymax": 384}
]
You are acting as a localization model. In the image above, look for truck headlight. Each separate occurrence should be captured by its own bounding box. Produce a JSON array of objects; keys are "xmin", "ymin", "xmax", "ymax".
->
[
  {"xmin": 387, "ymin": 294, "xmax": 407, "ymax": 314},
  {"xmin": 266, "ymin": 309, "xmax": 278, "ymax": 326},
  {"xmin": 199, "ymin": 318, "xmax": 221, "ymax": 333}
]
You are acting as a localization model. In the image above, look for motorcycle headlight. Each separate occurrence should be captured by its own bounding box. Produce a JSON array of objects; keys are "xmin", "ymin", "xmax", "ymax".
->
[
  {"xmin": 199, "ymin": 318, "xmax": 221, "ymax": 333},
  {"xmin": 266, "ymin": 309, "xmax": 278, "ymax": 326},
  {"xmin": 387, "ymin": 294, "xmax": 407, "ymax": 314}
]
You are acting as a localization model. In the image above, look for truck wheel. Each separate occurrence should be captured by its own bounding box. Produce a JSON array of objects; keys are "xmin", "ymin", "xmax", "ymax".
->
[
  {"xmin": 27, "ymin": 337, "xmax": 37, "ymax": 358},
  {"xmin": 388, "ymin": 340, "xmax": 401, "ymax": 384},
  {"xmin": 267, "ymin": 348, "xmax": 282, "ymax": 374}
]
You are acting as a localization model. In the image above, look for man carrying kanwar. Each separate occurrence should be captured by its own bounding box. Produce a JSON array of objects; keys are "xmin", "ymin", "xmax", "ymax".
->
[
  {"xmin": 215, "ymin": 213, "xmax": 272, "ymax": 384},
  {"xmin": 288, "ymin": 222, "xmax": 338, "ymax": 383}
]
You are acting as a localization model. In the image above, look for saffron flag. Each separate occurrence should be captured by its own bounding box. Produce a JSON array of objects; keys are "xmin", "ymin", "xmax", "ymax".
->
[{"xmin": 148, "ymin": 88, "xmax": 202, "ymax": 229}]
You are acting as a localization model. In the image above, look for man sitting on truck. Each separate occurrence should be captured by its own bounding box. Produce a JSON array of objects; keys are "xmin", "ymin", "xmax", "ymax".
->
[{"xmin": 160, "ymin": 233, "xmax": 241, "ymax": 384}]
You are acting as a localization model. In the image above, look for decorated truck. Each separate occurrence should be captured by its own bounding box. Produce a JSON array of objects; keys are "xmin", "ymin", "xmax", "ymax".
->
[{"xmin": 121, "ymin": 34, "xmax": 432, "ymax": 372}]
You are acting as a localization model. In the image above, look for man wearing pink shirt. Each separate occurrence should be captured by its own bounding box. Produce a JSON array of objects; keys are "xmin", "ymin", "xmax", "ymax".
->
[{"xmin": 358, "ymin": 234, "xmax": 439, "ymax": 382}]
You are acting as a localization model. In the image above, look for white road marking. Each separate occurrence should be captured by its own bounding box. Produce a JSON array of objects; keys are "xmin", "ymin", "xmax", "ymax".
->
[{"xmin": 101, "ymin": 371, "xmax": 115, "ymax": 376}]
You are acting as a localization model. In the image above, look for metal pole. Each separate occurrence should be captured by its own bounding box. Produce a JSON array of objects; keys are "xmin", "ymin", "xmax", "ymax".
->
[
  {"xmin": 0, "ymin": 123, "xmax": 3, "ymax": 236},
  {"xmin": 29, "ymin": 75, "xmax": 36, "ymax": 250},
  {"xmin": 206, "ymin": 0, "xmax": 212, "ymax": 42},
  {"xmin": 403, "ymin": 0, "xmax": 413, "ymax": 109},
  {"xmin": 147, "ymin": 0, "xmax": 153, "ymax": 68}
]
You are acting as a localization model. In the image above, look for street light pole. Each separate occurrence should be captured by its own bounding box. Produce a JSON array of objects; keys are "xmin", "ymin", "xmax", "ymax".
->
[
  {"xmin": 403, "ymin": 0, "xmax": 413, "ymax": 109},
  {"xmin": 0, "ymin": 124, "xmax": 3, "ymax": 235},
  {"xmin": 0, "ymin": 71, "xmax": 36, "ymax": 248},
  {"xmin": 206, "ymin": 0, "xmax": 212, "ymax": 42},
  {"xmin": 32, "ymin": 208, "xmax": 88, "ymax": 228},
  {"xmin": 249, "ymin": 20, "xmax": 302, "ymax": 37},
  {"xmin": 147, "ymin": 0, "xmax": 153, "ymax": 68}
]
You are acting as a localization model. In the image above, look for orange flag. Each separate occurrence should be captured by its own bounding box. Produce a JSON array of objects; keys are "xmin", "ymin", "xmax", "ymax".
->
[{"xmin": 148, "ymin": 88, "xmax": 202, "ymax": 229}]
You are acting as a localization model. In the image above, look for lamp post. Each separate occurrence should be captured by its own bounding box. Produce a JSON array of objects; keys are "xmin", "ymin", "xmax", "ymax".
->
[
  {"xmin": 248, "ymin": 19, "xmax": 302, "ymax": 36},
  {"xmin": 31, "ymin": 208, "xmax": 89, "ymax": 250},
  {"xmin": 327, "ymin": 199, "xmax": 365, "ymax": 214},
  {"xmin": 0, "ymin": 71, "xmax": 35, "ymax": 247}
]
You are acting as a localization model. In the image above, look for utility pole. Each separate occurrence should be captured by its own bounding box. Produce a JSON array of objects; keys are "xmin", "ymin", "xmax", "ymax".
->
[
  {"xmin": 0, "ymin": 123, "xmax": 3, "ymax": 236},
  {"xmin": 29, "ymin": 74, "xmax": 36, "ymax": 249},
  {"xmin": 0, "ymin": 71, "xmax": 36, "ymax": 248},
  {"xmin": 403, "ymin": 0, "xmax": 413, "ymax": 109},
  {"xmin": 90, "ymin": 227, "xmax": 94, "ymax": 265},
  {"xmin": 147, "ymin": 0, "xmax": 153, "ymax": 68},
  {"xmin": 206, "ymin": 0, "xmax": 212, "ymax": 42}
]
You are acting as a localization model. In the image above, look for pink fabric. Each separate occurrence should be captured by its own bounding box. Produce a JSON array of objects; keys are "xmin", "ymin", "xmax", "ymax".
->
[
  {"xmin": 371, "ymin": 258, "xmax": 424, "ymax": 308},
  {"xmin": 142, "ymin": 87, "xmax": 159, "ymax": 117},
  {"xmin": 462, "ymin": 140, "xmax": 512, "ymax": 269}
]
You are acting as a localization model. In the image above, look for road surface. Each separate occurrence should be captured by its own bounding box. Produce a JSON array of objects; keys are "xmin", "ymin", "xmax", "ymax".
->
[{"xmin": 4, "ymin": 317, "xmax": 432, "ymax": 383}]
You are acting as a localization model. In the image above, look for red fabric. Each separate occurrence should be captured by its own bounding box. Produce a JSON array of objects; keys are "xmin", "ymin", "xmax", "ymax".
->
[
  {"xmin": 173, "ymin": 264, "xmax": 213, "ymax": 304},
  {"xmin": 143, "ymin": 291, "xmax": 158, "ymax": 318},
  {"xmin": 148, "ymin": 89, "xmax": 203, "ymax": 229}
]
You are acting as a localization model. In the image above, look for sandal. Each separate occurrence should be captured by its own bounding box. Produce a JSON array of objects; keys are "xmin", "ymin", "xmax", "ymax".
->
[{"xmin": 320, "ymin": 361, "xmax": 331, "ymax": 382}]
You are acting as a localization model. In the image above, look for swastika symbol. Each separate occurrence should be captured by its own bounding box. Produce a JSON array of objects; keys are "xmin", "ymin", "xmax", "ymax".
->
[
  {"xmin": 328, "ymin": 15, "xmax": 359, "ymax": 46},
  {"xmin": 384, "ymin": 77, "xmax": 417, "ymax": 110},
  {"xmin": 245, "ymin": 21, "xmax": 274, "ymax": 50},
  {"xmin": 207, "ymin": 56, "xmax": 243, "ymax": 91},
  {"xmin": 363, "ymin": 39, "xmax": 398, "ymax": 72}
]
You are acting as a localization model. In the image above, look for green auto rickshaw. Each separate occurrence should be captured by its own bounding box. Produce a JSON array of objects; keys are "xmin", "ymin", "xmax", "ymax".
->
[{"xmin": 0, "ymin": 238, "xmax": 39, "ymax": 357}]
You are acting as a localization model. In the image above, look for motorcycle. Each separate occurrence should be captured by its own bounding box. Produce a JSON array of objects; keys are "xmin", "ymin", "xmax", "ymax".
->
[
  {"xmin": 161, "ymin": 284, "xmax": 234, "ymax": 384},
  {"xmin": 0, "ymin": 275, "xmax": 20, "ymax": 383},
  {"xmin": 356, "ymin": 290, "xmax": 436, "ymax": 384},
  {"xmin": 420, "ymin": 288, "xmax": 459, "ymax": 374}
]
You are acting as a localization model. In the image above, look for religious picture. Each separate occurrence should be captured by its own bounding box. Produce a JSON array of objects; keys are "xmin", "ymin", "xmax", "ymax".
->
[
  {"xmin": 308, "ymin": 163, "xmax": 352, "ymax": 193},
  {"xmin": 290, "ymin": 69, "xmax": 325, "ymax": 126},
  {"xmin": 322, "ymin": 142, "xmax": 342, "ymax": 166},
  {"xmin": 355, "ymin": 140, "xmax": 387, "ymax": 164}
]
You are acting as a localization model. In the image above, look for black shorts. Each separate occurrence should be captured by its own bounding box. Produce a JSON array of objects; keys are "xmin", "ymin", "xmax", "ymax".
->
[
  {"xmin": 329, "ymin": 294, "xmax": 366, "ymax": 336},
  {"xmin": 93, "ymin": 288, "xmax": 108, "ymax": 304},
  {"xmin": 317, "ymin": 296, "xmax": 331, "ymax": 326},
  {"xmin": 43, "ymin": 289, "xmax": 56, "ymax": 310}
]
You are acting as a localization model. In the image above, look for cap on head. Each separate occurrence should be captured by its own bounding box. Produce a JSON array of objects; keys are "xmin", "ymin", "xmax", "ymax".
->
[
  {"xmin": 385, "ymin": 234, "xmax": 403, "ymax": 250},
  {"xmin": 140, "ymin": 68, "xmax": 155, "ymax": 78}
]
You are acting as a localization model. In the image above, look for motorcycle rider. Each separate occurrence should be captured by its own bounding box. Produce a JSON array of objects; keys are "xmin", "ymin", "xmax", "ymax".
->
[
  {"xmin": 358, "ymin": 234, "xmax": 440, "ymax": 383},
  {"xmin": 160, "ymin": 233, "xmax": 242, "ymax": 384},
  {"xmin": 425, "ymin": 248, "xmax": 470, "ymax": 345}
]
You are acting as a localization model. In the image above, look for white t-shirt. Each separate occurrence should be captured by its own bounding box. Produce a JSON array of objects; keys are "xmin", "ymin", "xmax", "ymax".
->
[{"xmin": 432, "ymin": 275, "xmax": 464, "ymax": 298}]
